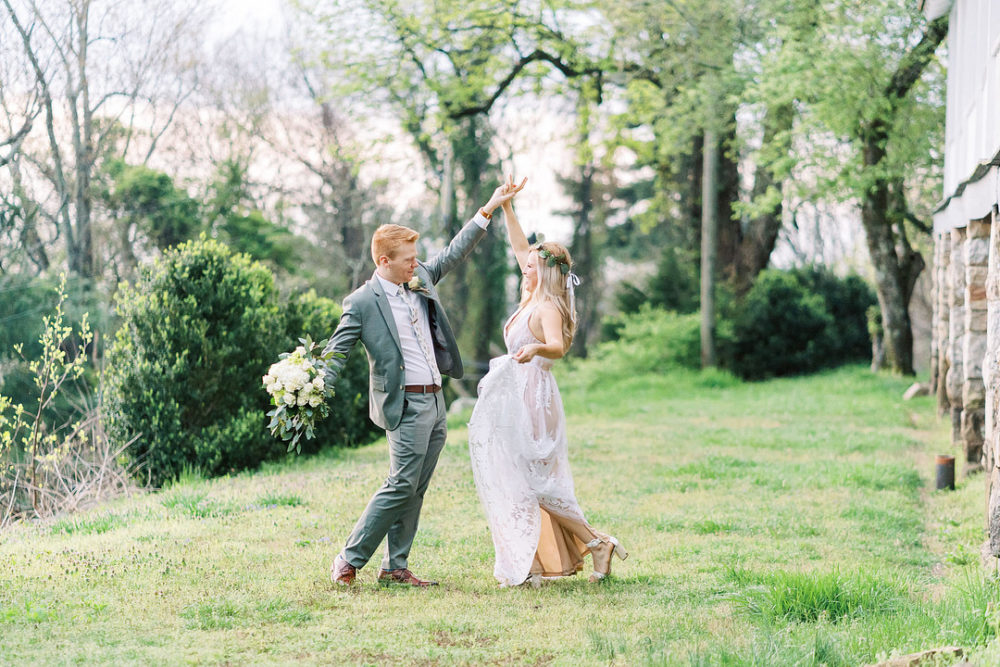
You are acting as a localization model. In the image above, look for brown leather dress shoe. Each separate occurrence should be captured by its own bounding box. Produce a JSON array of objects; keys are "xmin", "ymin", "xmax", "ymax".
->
[
  {"xmin": 377, "ymin": 568, "xmax": 438, "ymax": 587},
  {"xmin": 331, "ymin": 554, "xmax": 357, "ymax": 586}
]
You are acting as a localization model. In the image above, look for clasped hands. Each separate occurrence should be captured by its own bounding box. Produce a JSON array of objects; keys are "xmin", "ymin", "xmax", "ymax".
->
[{"xmin": 484, "ymin": 174, "xmax": 527, "ymax": 214}]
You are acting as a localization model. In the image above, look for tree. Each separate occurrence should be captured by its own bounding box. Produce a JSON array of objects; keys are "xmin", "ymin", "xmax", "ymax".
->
[
  {"xmin": 298, "ymin": 0, "xmax": 608, "ymax": 365},
  {"xmin": 753, "ymin": 0, "xmax": 947, "ymax": 375},
  {"xmin": 95, "ymin": 160, "xmax": 201, "ymax": 281},
  {"xmin": 1, "ymin": 0, "xmax": 205, "ymax": 279}
]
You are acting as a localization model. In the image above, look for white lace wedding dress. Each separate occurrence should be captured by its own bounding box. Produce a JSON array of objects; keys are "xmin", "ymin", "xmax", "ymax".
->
[{"xmin": 468, "ymin": 303, "xmax": 597, "ymax": 587}]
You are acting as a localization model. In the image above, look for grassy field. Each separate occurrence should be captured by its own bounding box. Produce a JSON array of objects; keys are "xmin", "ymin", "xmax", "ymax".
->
[{"xmin": 0, "ymin": 365, "xmax": 995, "ymax": 665}]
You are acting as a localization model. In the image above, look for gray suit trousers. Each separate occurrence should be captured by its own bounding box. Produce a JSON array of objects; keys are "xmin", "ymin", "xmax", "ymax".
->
[{"xmin": 342, "ymin": 391, "xmax": 447, "ymax": 571}]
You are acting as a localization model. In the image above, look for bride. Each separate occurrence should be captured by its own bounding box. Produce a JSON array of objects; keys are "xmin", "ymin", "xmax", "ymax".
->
[{"xmin": 468, "ymin": 176, "xmax": 628, "ymax": 587}]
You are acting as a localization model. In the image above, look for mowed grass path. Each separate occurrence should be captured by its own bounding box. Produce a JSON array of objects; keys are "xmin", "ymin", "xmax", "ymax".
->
[{"xmin": 0, "ymin": 365, "xmax": 990, "ymax": 665}]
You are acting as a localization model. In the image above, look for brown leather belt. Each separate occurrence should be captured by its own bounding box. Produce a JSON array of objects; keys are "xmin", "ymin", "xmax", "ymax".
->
[{"xmin": 404, "ymin": 384, "xmax": 441, "ymax": 393}]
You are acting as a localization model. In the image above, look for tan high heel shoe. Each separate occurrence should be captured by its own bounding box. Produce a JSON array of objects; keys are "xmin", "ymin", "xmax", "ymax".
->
[{"xmin": 587, "ymin": 536, "xmax": 628, "ymax": 582}]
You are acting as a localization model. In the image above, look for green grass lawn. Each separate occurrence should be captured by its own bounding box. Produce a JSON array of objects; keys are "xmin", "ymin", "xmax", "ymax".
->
[{"xmin": 0, "ymin": 365, "xmax": 995, "ymax": 665}]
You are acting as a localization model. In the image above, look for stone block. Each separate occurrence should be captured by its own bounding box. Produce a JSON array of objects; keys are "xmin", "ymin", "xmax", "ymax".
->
[
  {"xmin": 989, "ymin": 278, "xmax": 1000, "ymax": 301},
  {"xmin": 965, "ymin": 266, "xmax": 988, "ymax": 308},
  {"xmin": 962, "ymin": 408, "xmax": 985, "ymax": 444},
  {"xmin": 963, "ymin": 378, "xmax": 986, "ymax": 408},
  {"xmin": 967, "ymin": 308, "xmax": 988, "ymax": 332},
  {"xmin": 968, "ymin": 265, "xmax": 989, "ymax": 296},
  {"xmin": 946, "ymin": 365, "xmax": 964, "ymax": 404},
  {"xmin": 989, "ymin": 306, "xmax": 1000, "ymax": 339},
  {"xmin": 968, "ymin": 218, "xmax": 991, "ymax": 239},
  {"xmin": 967, "ymin": 237, "xmax": 991, "ymax": 264},
  {"xmin": 964, "ymin": 335, "xmax": 987, "ymax": 379}
]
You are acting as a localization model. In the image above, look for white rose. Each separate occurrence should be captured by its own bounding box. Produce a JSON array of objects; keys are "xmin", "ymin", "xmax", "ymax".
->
[
  {"xmin": 297, "ymin": 393, "xmax": 309, "ymax": 406},
  {"xmin": 295, "ymin": 345, "xmax": 306, "ymax": 355},
  {"xmin": 283, "ymin": 393, "xmax": 296, "ymax": 405},
  {"xmin": 263, "ymin": 374, "xmax": 275, "ymax": 387},
  {"xmin": 302, "ymin": 382, "xmax": 313, "ymax": 394},
  {"xmin": 313, "ymin": 377, "xmax": 324, "ymax": 391},
  {"xmin": 309, "ymin": 395, "xmax": 322, "ymax": 407}
]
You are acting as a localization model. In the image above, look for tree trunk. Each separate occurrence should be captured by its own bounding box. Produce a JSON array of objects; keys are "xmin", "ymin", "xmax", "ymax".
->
[
  {"xmin": 445, "ymin": 117, "xmax": 502, "ymax": 370},
  {"xmin": 569, "ymin": 162, "xmax": 596, "ymax": 358},
  {"xmin": 730, "ymin": 103, "xmax": 793, "ymax": 294},
  {"xmin": 716, "ymin": 119, "xmax": 740, "ymax": 278},
  {"xmin": 701, "ymin": 127, "xmax": 718, "ymax": 368},
  {"xmin": 859, "ymin": 130, "xmax": 920, "ymax": 375},
  {"xmin": 852, "ymin": 14, "xmax": 946, "ymax": 375}
]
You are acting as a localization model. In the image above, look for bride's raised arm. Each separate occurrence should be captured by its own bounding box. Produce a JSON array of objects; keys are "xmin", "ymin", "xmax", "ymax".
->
[{"xmin": 500, "ymin": 174, "xmax": 530, "ymax": 271}]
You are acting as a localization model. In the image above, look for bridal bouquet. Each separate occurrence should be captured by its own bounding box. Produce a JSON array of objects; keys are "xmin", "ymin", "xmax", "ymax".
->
[{"xmin": 263, "ymin": 337, "xmax": 343, "ymax": 454}]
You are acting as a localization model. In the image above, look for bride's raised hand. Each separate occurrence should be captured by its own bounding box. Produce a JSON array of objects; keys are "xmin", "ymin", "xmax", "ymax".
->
[{"xmin": 501, "ymin": 174, "xmax": 524, "ymax": 209}]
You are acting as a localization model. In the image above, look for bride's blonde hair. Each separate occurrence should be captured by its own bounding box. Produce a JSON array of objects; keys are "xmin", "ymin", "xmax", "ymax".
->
[{"xmin": 520, "ymin": 242, "xmax": 577, "ymax": 352}]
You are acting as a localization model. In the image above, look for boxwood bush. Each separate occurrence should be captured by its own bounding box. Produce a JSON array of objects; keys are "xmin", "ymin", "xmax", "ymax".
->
[
  {"xmin": 105, "ymin": 238, "xmax": 377, "ymax": 485},
  {"xmin": 595, "ymin": 268, "xmax": 876, "ymax": 383},
  {"xmin": 727, "ymin": 270, "xmax": 837, "ymax": 380}
]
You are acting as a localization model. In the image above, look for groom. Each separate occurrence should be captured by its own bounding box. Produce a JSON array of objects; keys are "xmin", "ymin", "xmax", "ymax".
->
[{"xmin": 324, "ymin": 180, "xmax": 525, "ymax": 587}]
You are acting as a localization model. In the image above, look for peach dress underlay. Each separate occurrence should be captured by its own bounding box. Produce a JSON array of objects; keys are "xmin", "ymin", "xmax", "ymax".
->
[{"xmin": 468, "ymin": 303, "xmax": 599, "ymax": 586}]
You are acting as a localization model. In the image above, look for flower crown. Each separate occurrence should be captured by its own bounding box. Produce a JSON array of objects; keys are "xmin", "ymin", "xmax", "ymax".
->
[{"xmin": 537, "ymin": 247, "xmax": 571, "ymax": 275}]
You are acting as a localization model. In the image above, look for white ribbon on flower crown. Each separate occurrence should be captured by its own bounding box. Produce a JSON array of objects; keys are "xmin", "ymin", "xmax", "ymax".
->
[{"xmin": 566, "ymin": 272, "xmax": 581, "ymax": 321}]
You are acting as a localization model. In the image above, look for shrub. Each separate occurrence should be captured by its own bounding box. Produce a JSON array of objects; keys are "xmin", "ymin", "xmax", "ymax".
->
[
  {"xmin": 105, "ymin": 240, "xmax": 381, "ymax": 485},
  {"xmin": 727, "ymin": 270, "xmax": 835, "ymax": 380},
  {"xmin": 604, "ymin": 247, "xmax": 699, "ymax": 341},
  {"xmin": 789, "ymin": 267, "xmax": 876, "ymax": 364},
  {"xmin": 105, "ymin": 237, "xmax": 286, "ymax": 485},
  {"xmin": 589, "ymin": 306, "xmax": 702, "ymax": 376},
  {"xmin": 722, "ymin": 268, "xmax": 877, "ymax": 380},
  {"xmin": 0, "ymin": 276, "xmax": 110, "ymax": 424},
  {"xmin": 0, "ymin": 276, "xmax": 132, "ymax": 526}
]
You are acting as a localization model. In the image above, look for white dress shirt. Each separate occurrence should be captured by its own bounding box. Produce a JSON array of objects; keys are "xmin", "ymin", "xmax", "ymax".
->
[
  {"xmin": 375, "ymin": 272, "xmax": 441, "ymax": 386},
  {"xmin": 374, "ymin": 211, "xmax": 490, "ymax": 386}
]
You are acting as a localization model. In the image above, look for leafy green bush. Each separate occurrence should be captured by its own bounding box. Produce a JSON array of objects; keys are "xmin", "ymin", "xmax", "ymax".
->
[
  {"xmin": 0, "ymin": 275, "xmax": 110, "ymax": 429},
  {"xmin": 105, "ymin": 239, "xmax": 379, "ymax": 485},
  {"xmin": 727, "ymin": 270, "xmax": 835, "ymax": 380},
  {"xmin": 587, "ymin": 306, "xmax": 702, "ymax": 376},
  {"xmin": 788, "ymin": 267, "xmax": 876, "ymax": 364},
  {"xmin": 105, "ymin": 238, "xmax": 287, "ymax": 485},
  {"xmin": 723, "ymin": 268, "xmax": 876, "ymax": 380},
  {"xmin": 604, "ymin": 247, "xmax": 699, "ymax": 340}
]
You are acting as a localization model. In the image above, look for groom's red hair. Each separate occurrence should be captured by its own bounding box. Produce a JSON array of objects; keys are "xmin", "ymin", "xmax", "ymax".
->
[{"xmin": 371, "ymin": 224, "xmax": 420, "ymax": 264}]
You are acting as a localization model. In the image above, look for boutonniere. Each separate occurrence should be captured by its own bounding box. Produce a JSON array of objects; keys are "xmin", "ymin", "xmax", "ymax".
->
[{"xmin": 407, "ymin": 276, "xmax": 430, "ymax": 296}]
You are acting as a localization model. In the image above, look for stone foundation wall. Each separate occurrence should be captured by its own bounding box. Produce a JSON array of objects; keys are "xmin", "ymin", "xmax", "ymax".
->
[
  {"xmin": 986, "ymin": 209, "xmax": 1000, "ymax": 555},
  {"xmin": 947, "ymin": 228, "xmax": 967, "ymax": 446},
  {"xmin": 963, "ymin": 220, "xmax": 990, "ymax": 473},
  {"xmin": 935, "ymin": 234, "xmax": 952, "ymax": 415}
]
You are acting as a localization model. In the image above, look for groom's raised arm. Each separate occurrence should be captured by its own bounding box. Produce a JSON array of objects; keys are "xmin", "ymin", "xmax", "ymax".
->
[
  {"xmin": 424, "ymin": 178, "xmax": 527, "ymax": 284},
  {"xmin": 422, "ymin": 213, "xmax": 490, "ymax": 285},
  {"xmin": 321, "ymin": 294, "xmax": 361, "ymax": 386}
]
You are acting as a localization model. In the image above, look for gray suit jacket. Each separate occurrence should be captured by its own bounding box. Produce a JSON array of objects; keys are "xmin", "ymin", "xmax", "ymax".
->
[{"xmin": 322, "ymin": 216, "xmax": 488, "ymax": 430}]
